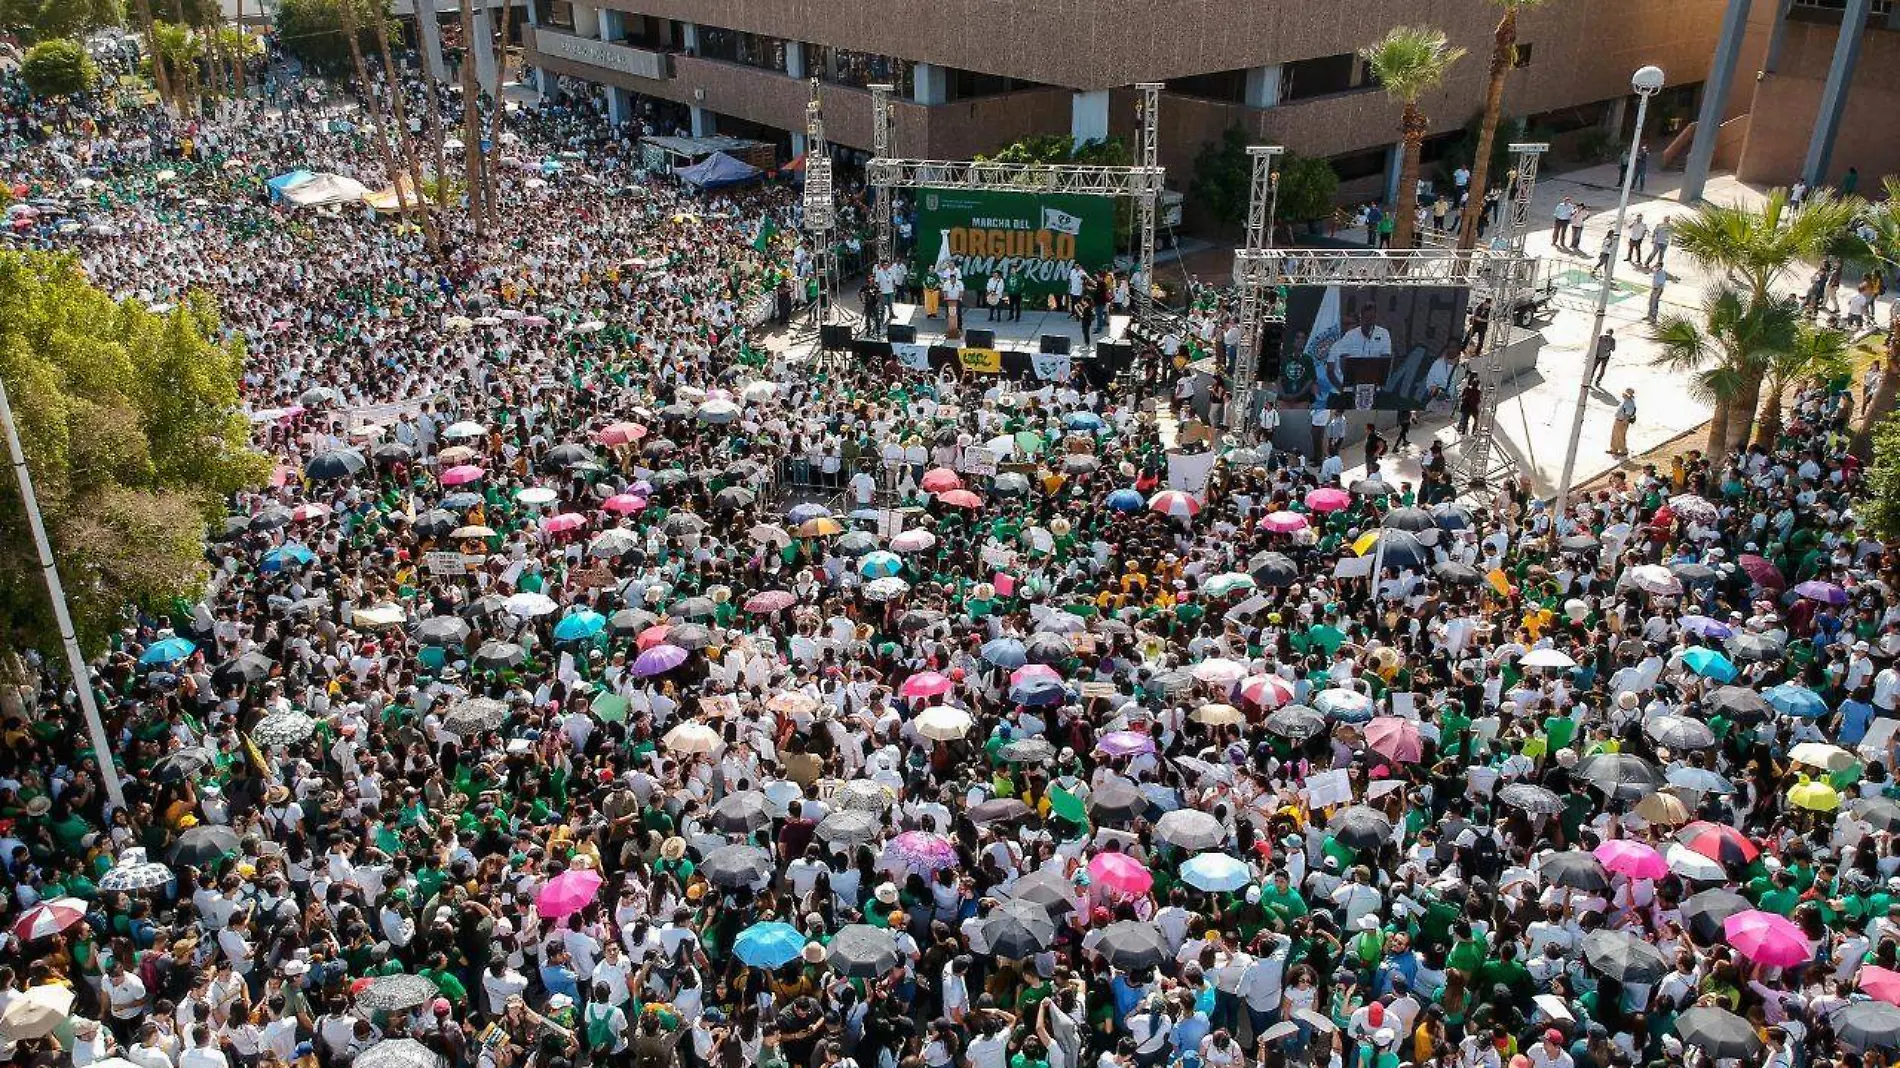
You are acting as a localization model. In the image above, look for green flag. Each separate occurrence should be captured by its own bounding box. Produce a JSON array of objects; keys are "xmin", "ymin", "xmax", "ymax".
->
[{"xmin": 751, "ymin": 214, "xmax": 778, "ymax": 252}]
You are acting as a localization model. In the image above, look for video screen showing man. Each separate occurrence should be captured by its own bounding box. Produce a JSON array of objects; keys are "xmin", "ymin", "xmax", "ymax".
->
[
  {"xmin": 1279, "ymin": 285, "xmax": 1469, "ymax": 411},
  {"xmin": 1324, "ymin": 292, "xmax": 1394, "ymax": 390}
]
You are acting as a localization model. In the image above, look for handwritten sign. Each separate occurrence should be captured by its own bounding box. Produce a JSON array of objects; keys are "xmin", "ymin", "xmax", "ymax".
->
[
  {"xmin": 700, "ymin": 695, "xmax": 740, "ymax": 718},
  {"xmin": 1079, "ymin": 681, "xmax": 1118, "ymax": 700},
  {"xmin": 1303, "ymin": 769, "xmax": 1354, "ymax": 809},
  {"xmin": 424, "ymin": 551, "xmax": 467, "ymax": 576},
  {"xmin": 961, "ymin": 447, "xmax": 998, "ymax": 477}
]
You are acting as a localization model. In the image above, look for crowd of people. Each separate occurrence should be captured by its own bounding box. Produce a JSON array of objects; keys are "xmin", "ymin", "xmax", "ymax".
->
[{"xmin": 5, "ymin": 34, "xmax": 1900, "ymax": 1068}]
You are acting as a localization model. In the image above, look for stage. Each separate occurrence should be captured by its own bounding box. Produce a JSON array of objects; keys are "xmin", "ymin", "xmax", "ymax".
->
[{"xmin": 880, "ymin": 302, "xmax": 1134, "ymax": 354}]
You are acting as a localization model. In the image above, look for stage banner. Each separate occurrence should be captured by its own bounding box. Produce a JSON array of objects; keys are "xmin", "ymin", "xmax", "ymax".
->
[
  {"xmin": 1031, "ymin": 351, "xmax": 1071, "ymax": 382},
  {"xmin": 914, "ymin": 189, "xmax": 1115, "ymax": 303},
  {"xmin": 892, "ymin": 342, "xmax": 932, "ymax": 372},
  {"xmin": 959, "ymin": 347, "xmax": 1003, "ymax": 373}
]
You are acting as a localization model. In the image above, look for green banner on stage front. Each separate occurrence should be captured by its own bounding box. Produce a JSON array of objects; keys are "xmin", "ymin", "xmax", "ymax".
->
[{"xmin": 913, "ymin": 188, "xmax": 1115, "ymax": 303}]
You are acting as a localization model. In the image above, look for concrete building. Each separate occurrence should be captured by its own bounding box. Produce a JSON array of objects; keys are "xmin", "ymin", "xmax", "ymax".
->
[
  {"xmin": 520, "ymin": 0, "xmax": 1731, "ymax": 212},
  {"xmin": 1728, "ymin": 0, "xmax": 1900, "ymax": 189}
]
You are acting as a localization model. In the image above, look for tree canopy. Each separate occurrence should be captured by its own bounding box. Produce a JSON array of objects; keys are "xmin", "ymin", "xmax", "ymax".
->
[
  {"xmin": 20, "ymin": 38, "xmax": 101, "ymax": 99},
  {"xmin": 0, "ymin": 0, "xmax": 122, "ymax": 45},
  {"xmin": 0, "ymin": 251, "xmax": 268, "ymax": 659},
  {"xmin": 274, "ymin": 0, "xmax": 393, "ymax": 73}
]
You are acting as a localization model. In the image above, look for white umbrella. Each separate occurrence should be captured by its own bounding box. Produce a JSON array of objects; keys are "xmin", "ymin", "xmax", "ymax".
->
[
  {"xmin": 504, "ymin": 592, "xmax": 558, "ymax": 617},
  {"xmin": 1627, "ymin": 564, "xmax": 1683, "ymax": 596},
  {"xmin": 1520, "ymin": 648, "xmax": 1576, "ymax": 670},
  {"xmin": 1191, "ymin": 658, "xmax": 1248, "ymax": 686},
  {"xmin": 663, "ymin": 722, "xmax": 723, "ymax": 755},
  {"xmin": 914, "ymin": 706, "xmax": 974, "ymax": 741}
]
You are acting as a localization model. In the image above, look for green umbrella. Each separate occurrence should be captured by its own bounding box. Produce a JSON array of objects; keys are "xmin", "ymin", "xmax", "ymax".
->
[{"xmin": 1048, "ymin": 786, "xmax": 1088, "ymax": 826}]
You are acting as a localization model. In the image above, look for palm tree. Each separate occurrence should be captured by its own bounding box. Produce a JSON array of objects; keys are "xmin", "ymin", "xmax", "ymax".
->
[
  {"xmin": 132, "ymin": 0, "xmax": 174, "ymax": 110},
  {"xmin": 1755, "ymin": 320, "xmax": 1850, "ymax": 448},
  {"xmin": 1847, "ymin": 177, "xmax": 1900, "ymax": 454},
  {"xmin": 481, "ymin": 0, "xmax": 515, "ymax": 226},
  {"xmin": 371, "ymin": 9, "xmax": 441, "ymax": 255},
  {"xmin": 1672, "ymin": 186, "xmax": 1862, "ymax": 446},
  {"xmin": 455, "ymin": 0, "xmax": 489, "ymax": 229},
  {"xmin": 1458, "ymin": 0, "xmax": 1549, "ymax": 249},
  {"xmin": 1650, "ymin": 287, "xmax": 1797, "ymax": 454},
  {"xmin": 338, "ymin": 0, "xmax": 419, "ymax": 222},
  {"xmin": 1360, "ymin": 27, "xmax": 1466, "ymax": 253}
]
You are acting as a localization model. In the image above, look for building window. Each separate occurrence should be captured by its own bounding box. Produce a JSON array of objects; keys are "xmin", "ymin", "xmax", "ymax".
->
[
  {"xmin": 1329, "ymin": 147, "xmax": 1388, "ymax": 182},
  {"xmin": 1791, "ymin": 0, "xmax": 1892, "ymax": 15},
  {"xmin": 803, "ymin": 44, "xmax": 915, "ymax": 95},
  {"xmin": 542, "ymin": 0, "xmax": 574, "ymax": 30},
  {"xmin": 697, "ymin": 26, "xmax": 786, "ymax": 72},
  {"xmin": 1162, "ymin": 70, "xmax": 1247, "ymax": 103},
  {"xmin": 1513, "ymin": 43, "xmax": 1533, "ymax": 68},
  {"xmin": 1281, "ymin": 53, "xmax": 1372, "ymax": 103},
  {"xmin": 946, "ymin": 68, "xmax": 1036, "ymax": 102}
]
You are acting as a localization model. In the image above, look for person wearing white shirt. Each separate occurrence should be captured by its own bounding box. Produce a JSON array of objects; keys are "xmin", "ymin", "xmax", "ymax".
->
[{"xmin": 178, "ymin": 1027, "xmax": 230, "ymax": 1068}]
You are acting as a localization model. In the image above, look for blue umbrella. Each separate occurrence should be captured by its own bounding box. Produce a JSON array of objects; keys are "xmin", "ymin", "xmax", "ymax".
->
[
  {"xmin": 1180, "ymin": 852, "xmax": 1252, "ymax": 893},
  {"xmin": 1009, "ymin": 676, "xmax": 1067, "ymax": 707},
  {"xmin": 859, "ymin": 551, "xmax": 903, "ymax": 578},
  {"xmin": 1764, "ymin": 683, "xmax": 1828, "ymax": 719},
  {"xmin": 1680, "ymin": 647, "xmax": 1738, "ymax": 683},
  {"xmin": 787, "ymin": 503, "xmax": 833, "ymax": 523},
  {"xmin": 553, "ymin": 610, "xmax": 606, "ymax": 642},
  {"xmin": 260, "ymin": 544, "xmax": 316, "ymax": 572},
  {"xmin": 1063, "ymin": 411, "xmax": 1105, "ymax": 433},
  {"xmin": 140, "ymin": 636, "xmax": 198, "ymax": 666},
  {"xmin": 1106, "ymin": 489, "xmax": 1144, "ymax": 513},
  {"xmin": 442, "ymin": 492, "xmax": 484, "ymax": 510},
  {"xmin": 732, "ymin": 922, "xmax": 807, "ymax": 969},
  {"xmin": 981, "ymin": 637, "xmax": 1028, "ymax": 669}
]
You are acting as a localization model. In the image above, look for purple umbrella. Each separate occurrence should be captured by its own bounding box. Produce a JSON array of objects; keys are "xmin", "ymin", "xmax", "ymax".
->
[
  {"xmin": 880, "ymin": 831, "xmax": 960, "ymax": 875},
  {"xmin": 1096, "ymin": 730, "xmax": 1157, "ymax": 758},
  {"xmin": 1679, "ymin": 615, "xmax": 1735, "ymax": 640},
  {"xmin": 1794, "ymin": 580, "xmax": 1847, "ymax": 606},
  {"xmin": 629, "ymin": 480, "xmax": 654, "ymax": 496},
  {"xmin": 632, "ymin": 643, "xmax": 690, "ymax": 677}
]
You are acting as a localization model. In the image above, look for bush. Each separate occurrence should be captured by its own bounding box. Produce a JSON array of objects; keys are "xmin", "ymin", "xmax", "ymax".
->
[{"xmin": 20, "ymin": 38, "xmax": 99, "ymax": 99}]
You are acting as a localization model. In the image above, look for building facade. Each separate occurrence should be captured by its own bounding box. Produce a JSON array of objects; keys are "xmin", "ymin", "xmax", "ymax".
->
[
  {"xmin": 1731, "ymin": 0, "xmax": 1900, "ymax": 188},
  {"xmin": 518, "ymin": 0, "xmax": 1731, "ymax": 212}
]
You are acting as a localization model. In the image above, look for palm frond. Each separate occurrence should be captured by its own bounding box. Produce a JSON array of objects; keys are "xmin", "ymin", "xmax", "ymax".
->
[{"xmin": 1359, "ymin": 26, "xmax": 1466, "ymax": 103}]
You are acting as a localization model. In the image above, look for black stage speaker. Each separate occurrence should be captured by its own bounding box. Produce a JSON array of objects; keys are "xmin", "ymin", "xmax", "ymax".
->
[
  {"xmin": 964, "ymin": 328, "xmax": 996, "ymax": 349},
  {"xmin": 1095, "ymin": 339, "xmax": 1133, "ymax": 367},
  {"xmin": 820, "ymin": 324, "xmax": 853, "ymax": 350},
  {"xmin": 1040, "ymin": 334, "xmax": 1072, "ymax": 356},
  {"xmin": 887, "ymin": 323, "xmax": 918, "ymax": 344},
  {"xmin": 852, "ymin": 339, "xmax": 894, "ymax": 361}
]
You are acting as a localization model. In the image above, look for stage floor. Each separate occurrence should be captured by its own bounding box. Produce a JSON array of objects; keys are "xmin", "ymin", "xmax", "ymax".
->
[{"xmin": 885, "ymin": 303, "xmax": 1132, "ymax": 352}]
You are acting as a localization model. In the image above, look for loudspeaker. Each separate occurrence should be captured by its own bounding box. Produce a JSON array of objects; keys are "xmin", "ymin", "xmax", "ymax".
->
[
  {"xmin": 928, "ymin": 344, "xmax": 961, "ymax": 367},
  {"xmin": 887, "ymin": 324, "xmax": 917, "ymax": 344},
  {"xmin": 1095, "ymin": 339, "xmax": 1133, "ymax": 368},
  {"xmin": 964, "ymin": 328, "xmax": 996, "ymax": 349},
  {"xmin": 851, "ymin": 340, "xmax": 893, "ymax": 360},
  {"xmin": 1039, "ymin": 334, "xmax": 1072, "ymax": 356},
  {"xmin": 820, "ymin": 324, "xmax": 853, "ymax": 350}
]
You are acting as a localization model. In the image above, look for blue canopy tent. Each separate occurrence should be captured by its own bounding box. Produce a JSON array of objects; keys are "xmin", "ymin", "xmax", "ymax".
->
[
  {"xmin": 267, "ymin": 170, "xmax": 315, "ymax": 203},
  {"xmin": 674, "ymin": 152, "xmax": 761, "ymax": 190}
]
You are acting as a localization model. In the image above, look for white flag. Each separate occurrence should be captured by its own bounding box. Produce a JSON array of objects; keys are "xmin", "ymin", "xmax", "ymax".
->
[
  {"xmin": 892, "ymin": 342, "xmax": 933, "ymax": 372},
  {"xmin": 1042, "ymin": 207, "xmax": 1083, "ymax": 236}
]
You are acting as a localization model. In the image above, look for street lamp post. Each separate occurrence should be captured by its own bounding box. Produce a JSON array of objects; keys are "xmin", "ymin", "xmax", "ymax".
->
[{"xmin": 1551, "ymin": 65, "xmax": 1665, "ymax": 528}]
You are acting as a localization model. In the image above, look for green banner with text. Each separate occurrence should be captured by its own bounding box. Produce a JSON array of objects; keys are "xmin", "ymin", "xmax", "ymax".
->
[{"xmin": 913, "ymin": 189, "xmax": 1115, "ymax": 303}]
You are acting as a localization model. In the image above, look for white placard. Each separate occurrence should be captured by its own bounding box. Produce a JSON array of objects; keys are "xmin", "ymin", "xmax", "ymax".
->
[
  {"xmin": 424, "ymin": 550, "xmax": 467, "ymax": 576},
  {"xmin": 1303, "ymin": 769, "xmax": 1353, "ymax": 809},
  {"xmin": 961, "ymin": 447, "xmax": 998, "ymax": 477},
  {"xmin": 1334, "ymin": 556, "xmax": 1374, "ymax": 579}
]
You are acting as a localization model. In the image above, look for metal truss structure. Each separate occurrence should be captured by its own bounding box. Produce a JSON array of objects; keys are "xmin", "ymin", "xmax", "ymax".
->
[
  {"xmin": 1454, "ymin": 143, "xmax": 1548, "ymax": 487},
  {"xmin": 1227, "ymin": 146, "xmax": 1281, "ymax": 429},
  {"xmin": 802, "ymin": 79, "xmax": 836, "ymax": 329},
  {"xmin": 869, "ymin": 83, "xmax": 895, "ymax": 266},
  {"xmin": 865, "ymin": 83, "xmax": 1167, "ymax": 325}
]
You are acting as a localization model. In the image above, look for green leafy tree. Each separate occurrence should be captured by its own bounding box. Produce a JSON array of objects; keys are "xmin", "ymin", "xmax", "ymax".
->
[
  {"xmin": 976, "ymin": 134, "xmax": 1137, "ymax": 249},
  {"xmin": 275, "ymin": 0, "xmax": 391, "ymax": 73},
  {"xmin": 1755, "ymin": 320, "xmax": 1850, "ymax": 448},
  {"xmin": 1277, "ymin": 153, "xmax": 1341, "ymax": 227},
  {"xmin": 1848, "ymin": 177, "xmax": 1900, "ymax": 454},
  {"xmin": 1360, "ymin": 26, "xmax": 1466, "ymax": 252},
  {"xmin": 1673, "ymin": 187, "xmax": 1862, "ymax": 447},
  {"xmin": 1865, "ymin": 412, "xmax": 1900, "ymax": 540},
  {"xmin": 1458, "ymin": 0, "xmax": 1549, "ymax": 249},
  {"xmin": 0, "ymin": 251, "xmax": 268, "ymax": 660},
  {"xmin": 1649, "ymin": 287, "xmax": 1796, "ymax": 455},
  {"xmin": 0, "ymin": 0, "xmax": 122, "ymax": 44},
  {"xmin": 1189, "ymin": 126, "xmax": 1253, "ymax": 229},
  {"xmin": 20, "ymin": 39, "xmax": 101, "ymax": 99}
]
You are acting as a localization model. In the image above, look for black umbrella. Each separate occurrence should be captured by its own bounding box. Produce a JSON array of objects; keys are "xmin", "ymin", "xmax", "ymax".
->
[
  {"xmin": 1025, "ymin": 633, "xmax": 1072, "ymax": 665},
  {"xmin": 1381, "ymin": 507, "xmax": 1434, "ymax": 533},
  {"xmin": 356, "ymin": 973, "xmax": 440, "ymax": 1013},
  {"xmin": 1575, "ymin": 753, "xmax": 1664, "ymax": 800},
  {"xmin": 671, "ymin": 597, "xmax": 716, "ymax": 619},
  {"xmin": 1007, "ymin": 868, "xmax": 1078, "ymax": 915},
  {"xmin": 1497, "ymin": 783, "xmax": 1565, "ymax": 815},
  {"xmin": 212, "ymin": 516, "xmax": 251, "ymax": 541},
  {"xmin": 1833, "ymin": 1002, "xmax": 1900, "ymax": 1052},
  {"xmin": 1724, "ymin": 633, "xmax": 1784, "ymax": 663},
  {"xmin": 1349, "ymin": 477, "xmax": 1394, "ymax": 498},
  {"xmin": 169, "ymin": 823, "xmax": 240, "ymax": 866},
  {"xmin": 1705, "ymin": 685, "xmax": 1772, "ymax": 720},
  {"xmin": 1644, "ymin": 714, "xmax": 1716, "ymax": 750},
  {"xmin": 462, "ymin": 595, "xmax": 508, "ymax": 621},
  {"xmin": 473, "ymin": 641, "xmax": 527, "ymax": 671},
  {"xmin": 662, "ymin": 513, "xmax": 707, "ymax": 536},
  {"xmin": 211, "ymin": 652, "xmax": 273, "ymax": 689},
  {"xmin": 992, "ymin": 472, "xmax": 1032, "ymax": 495},
  {"xmin": 1364, "ymin": 529, "xmax": 1428, "ymax": 571},
  {"xmin": 610, "ymin": 608, "xmax": 658, "ymax": 636},
  {"xmin": 668, "ymin": 623, "xmax": 714, "ymax": 650},
  {"xmin": 835, "ymin": 531, "xmax": 879, "ymax": 556},
  {"xmin": 1559, "ymin": 533, "xmax": 1600, "ymax": 553},
  {"xmin": 981, "ymin": 899, "xmax": 1057, "ymax": 958},
  {"xmin": 306, "ymin": 449, "xmax": 367, "ymax": 480},
  {"xmin": 1857, "ymin": 797, "xmax": 1900, "ymax": 832},
  {"xmin": 650, "ymin": 468, "xmax": 690, "ymax": 488},
  {"xmin": 1539, "ymin": 850, "xmax": 1611, "ymax": 892},
  {"xmin": 414, "ymin": 616, "xmax": 471, "ymax": 646},
  {"xmin": 152, "ymin": 747, "xmax": 214, "ymax": 784},
  {"xmin": 1431, "ymin": 503, "xmax": 1474, "ymax": 531},
  {"xmin": 250, "ymin": 508, "xmax": 292, "ymax": 531},
  {"xmin": 827, "ymin": 924, "xmax": 900, "ymax": 979},
  {"xmin": 715, "ymin": 487, "xmax": 756, "ymax": 511},
  {"xmin": 413, "ymin": 509, "xmax": 458, "ymax": 538},
  {"xmin": 1326, "ymin": 806, "xmax": 1393, "ymax": 850},
  {"xmin": 541, "ymin": 444, "xmax": 596, "ymax": 471},
  {"xmin": 1248, "ymin": 551, "xmax": 1299, "ymax": 588},
  {"xmin": 1096, "ymin": 921, "xmax": 1169, "ymax": 970},
  {"xmin": 1680, "ymin": 888, "xmax": 1751, "ymax": 943},
  {"xmin": 1432, "ymin": 561, "xmax": 1483, "ymax": 586},
  {"xmin": 1581, "ymin": 929, "xmax": 1668, "ymax": 983},
  {"xmin": 970, "ymin": 798, "xmax": 1033, "ymax": 826},
  {"xmin": 1087, "ymin": 780, "xmax": 1148, "ymax": 824},
  {"xmin": 1676, "ymin": 1007, "xmax": 1762, "ymax": 1060},
  {"xmin": 372, "ymin": 442, "xmax": 415, "ymax": 465},
  {"xmin": 1061, "ymin": 455, "xmax": 1099, "ymax": 474},
  {"xmin": 711, "ymin": 791, "xmax": 770, "ymax": 833},
  {"xmin": 1264, "ymin": 705, "xmax": 1325, "ymax": 740},
  {"xmin": 701, "ymin": 844, "xmax": 773, "ymax": 888},
  {"xmin": 1671, "ymin": 561, "xmax": 1718, "ymax": 585}
]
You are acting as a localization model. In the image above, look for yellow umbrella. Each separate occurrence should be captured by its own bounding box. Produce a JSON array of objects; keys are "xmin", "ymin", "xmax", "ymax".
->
[
  {"xmin": 797, "ymin": 517, "xmax": 844, "ymax": 537},
  {"xmin": 1633, "ymin": 790, "xmax": 1691, "ymax": 826},
  {"xmin": 1190, "ymin": 703, "xmax": 1245, "ymax": 726},
  {"xmin": 1352, "ymin": 531, "xmax": 1379, "ymax": 557},
  {"xmin": 1789, "ymin": 775, "xmax": 1841, "ymax": 812}
]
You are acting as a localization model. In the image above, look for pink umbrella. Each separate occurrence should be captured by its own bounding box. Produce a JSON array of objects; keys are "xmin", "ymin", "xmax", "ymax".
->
[
  {"xmin": 1305, "ymin": 488, "xmax": 1351, "ymax": 513},
  {"xmin": 920, "ymin": 468, "xmax": 962, "ymax": 494},
  {"xmin": 1237, "ymin": 674, "xmax": 1294, "ymax": 708},
  {"xmin": 1010, "ymin": 664, "xmax": 1063, "ymax": 688},
  {"xmin": 535, "ymin": 868, "xmax": 604, "ymax": 919},
  {"xmin": 1861, "ymin": 966, "xmax": 1900, "ymax": 1006},
  {"xmin": 1261, "ymin": 510, "xmax": 1309, "ymax": 533},
  {"xmin": 541, "ymin": 513, "xmax": 588, "ymax": 533},
  {"xmin": 636, "ymin": 624, "xmax": 674, "ymax": 650},
  {"xmin": 595, "ymin": 422, "xmax": 647, "ymax": 446},
  {"xmin": 12, "ymin": 898, "xmax": 86, "ymax": 941},
  {"xmin": 901, "ymin": 671, "xmax": 954, "ymax": 700},
  {"xmin": 745, "ymin": 590, "xmax": 797, "ymax": 614},
  {"xmin": 441, "ymin": 465, "xmax": 485, "ymax": 486},
  {"xmin": 1365, "ymin": 717, "xmax": 1423, "ymax": 763},
  {"xmin": 938, "ymin": 489, "xmax": 984, "ymax": 509},
  {"xmin": 1594, "ymin": 839, "xmax": 1668, "ymax": 880},
  {"xmin": 1096, "ymin": 730, "xmax": 1156, "ymax": 758},
  {"xmin": 604, "ymin": 494, "xmax": 648, "ymax": 514},
  {"xmin": 1088, "ymin": 853, "xmax": 1154, "ymax": 897},
  {"xmin": 1724, "ymin": 909, "xmax": 1812, "ymax": 967},
  {"xmin": 880, "ymin": 831, "xmax": 960, "ymax": 875}
]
